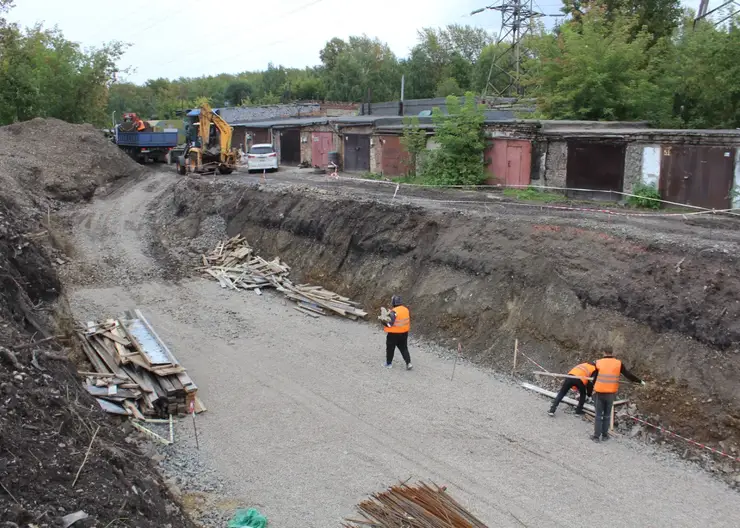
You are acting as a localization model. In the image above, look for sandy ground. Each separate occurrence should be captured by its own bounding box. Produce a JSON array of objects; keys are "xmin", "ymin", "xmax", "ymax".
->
[{"xmin": 64, "ymin": 170, "xmax": 740, "ymax": 527}]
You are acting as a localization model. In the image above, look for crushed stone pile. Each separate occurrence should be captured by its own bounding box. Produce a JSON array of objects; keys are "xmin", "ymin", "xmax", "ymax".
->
[{"xmin": 0, "ymin": 118, "xmax": 145, "ymax": 214}]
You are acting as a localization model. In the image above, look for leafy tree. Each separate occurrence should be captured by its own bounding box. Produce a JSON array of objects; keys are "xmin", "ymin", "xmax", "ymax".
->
[
  {"xmin": 261, "ymin": 63, "xmax": 288, "ymax": 100},
  {"xmin": 669, "ymin": 15, "xmax": 740, "ymax": 128},
  {"xmin": 561, "ymin": 0, "xmax": 682, "ymax": 42},
  {"xmin": 0, "ymin": 3, "xmax": 125, "ymax": 127},
  {"xmin": 473, "ymin": 42, "xmax": 518, "ymax": 94},
  {"xmin": 404, "ymin": 25, "xmax": 493, "ymax": 98},
  {"xmin": 400, "ymin": 116, "xmax": 427, "ymax": 175},
  {"xmin": 435, "ymin": 77, "xmax": 462, "ymax": 97},
  {"xmin": 522, "ymin": 8, "xmax": 674, "ymax": 123},
  {"xmin": 320, "ymin": 35, "xmax": 401, "ymax": 102},
  {"xmin": 423, "ymin": 93, "xmax": 487, "ymax": 185},
  {"xmin": 224, "ymin": 80, "xmax": 253, "ymax": 105}
]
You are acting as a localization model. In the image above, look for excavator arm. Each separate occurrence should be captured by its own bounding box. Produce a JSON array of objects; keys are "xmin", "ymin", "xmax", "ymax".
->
[{"xmin": 198, "ymin": 103, "xmax": 234, "ymax": 163}]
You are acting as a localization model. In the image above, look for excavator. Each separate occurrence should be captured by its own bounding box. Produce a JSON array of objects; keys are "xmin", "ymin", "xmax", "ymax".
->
[{"xmin": 176, "ymin": 103, "xmax": 239, "ymax": 175}]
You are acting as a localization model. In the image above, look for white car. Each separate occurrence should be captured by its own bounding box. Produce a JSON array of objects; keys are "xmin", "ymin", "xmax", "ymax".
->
[{"xmin": 247, "ymin": 143, "xmax": 279, "ymax": 173}]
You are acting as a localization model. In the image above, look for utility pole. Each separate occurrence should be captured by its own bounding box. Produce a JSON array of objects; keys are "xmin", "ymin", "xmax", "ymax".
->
[{"xmin": 471, "ymin": 2, "xmax": 562, "ymax": 98}]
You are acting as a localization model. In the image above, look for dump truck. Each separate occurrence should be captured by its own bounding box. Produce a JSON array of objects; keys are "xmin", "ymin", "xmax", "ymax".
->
[
  {"xmin": 176, "ymin": 103, "xmax": 239, "ymax": 175},
  {"xmin": 114, "ymin": 113, "xmax": 179, "ymax": 163}
]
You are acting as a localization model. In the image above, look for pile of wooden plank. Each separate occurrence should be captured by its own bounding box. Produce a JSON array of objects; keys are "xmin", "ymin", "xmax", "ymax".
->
[
  {"xmin": 343, "ymin": 481, "xmax": 488, "ymax": 527},
  {"xmin": 77, "ymin": 309, "xmax": 204, "ymax": 419},
  {"xmin": 199, "ymin": 235, "xmax": 367, "ymax": 320}
]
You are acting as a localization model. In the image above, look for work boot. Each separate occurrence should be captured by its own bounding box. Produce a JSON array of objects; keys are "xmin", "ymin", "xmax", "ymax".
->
[
  {"xmin": 547, "ymin": 409, "xmax": 555, "ymax": 417},
  {"xmin": 406, "ymin": 363, "xmax": 413, "ymax": 371},
  {"xmin": 601, "ymin": 434, "xmax": 611, "ymax": 442},
  {"xmin": 590, "ymin": 435, "xmax": 601, "ymax": 443},
  {"xmin": 384, "ymin": 363, "xmax": 392, "ymax": 369}
]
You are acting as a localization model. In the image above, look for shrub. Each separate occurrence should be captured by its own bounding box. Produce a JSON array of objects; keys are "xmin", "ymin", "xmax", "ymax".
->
[
  {"xmin": 628, "ymin": 183, "xmax": 661, "ymax": 209},
  {"xmin": 422, "ymin": 92, "xmax": 487, "ymax": 186}
]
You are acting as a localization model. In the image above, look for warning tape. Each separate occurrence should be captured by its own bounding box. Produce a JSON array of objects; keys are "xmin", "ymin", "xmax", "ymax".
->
[{"xmin": 627, "ymin": 415, "xmax": 740, "ymax": 463}]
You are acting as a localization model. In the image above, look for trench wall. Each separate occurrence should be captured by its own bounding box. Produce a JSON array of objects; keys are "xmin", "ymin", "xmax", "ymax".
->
[{"xmin": 163, "ymin": 179, "xmax": 740, "ymax": 444}]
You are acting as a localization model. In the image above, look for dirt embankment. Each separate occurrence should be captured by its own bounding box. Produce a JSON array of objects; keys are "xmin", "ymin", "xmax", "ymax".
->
[
  {"xmin": 153, "ymin": 177, "xmax": 740, "ymax": 453},
  {"xmin": 0, "ymin": 119, "xmax": 191, "ymax": 527}
]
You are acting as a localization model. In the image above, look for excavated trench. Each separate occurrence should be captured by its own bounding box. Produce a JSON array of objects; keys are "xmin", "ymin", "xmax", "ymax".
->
[{"xmin": 152, "ymin": 176, "xmax": 740, "ymax": 452}]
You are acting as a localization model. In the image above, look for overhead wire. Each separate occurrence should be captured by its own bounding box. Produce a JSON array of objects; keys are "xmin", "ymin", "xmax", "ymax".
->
[{"xmin": 156, "ymin": 0, "xmax": 328, "ymax": 70}]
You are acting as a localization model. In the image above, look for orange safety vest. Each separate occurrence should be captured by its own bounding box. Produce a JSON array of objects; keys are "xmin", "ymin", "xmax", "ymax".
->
[
  {"xmin": 385, "ymin": 305, "xmax": 410, "ymax": 334},
  {"xmin": 594, "ymin": 357, "xmax": 622, "ymax": 394},
  {"xmin": 568, "ymin": 362, "xmax": 596, "ymax": 385}
]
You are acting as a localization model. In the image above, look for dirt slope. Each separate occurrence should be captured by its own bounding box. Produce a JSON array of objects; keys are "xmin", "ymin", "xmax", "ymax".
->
[
  {"xmin": 0, "ymin": 119, "xmax": 191, "ymax": 527},
  {"xmin": 58, "ymin": 171, "xmax": 740, "ymax": 527},
  {"xmin": 153, "ymin": 176, "xmax": 740, "ymax": 453}
]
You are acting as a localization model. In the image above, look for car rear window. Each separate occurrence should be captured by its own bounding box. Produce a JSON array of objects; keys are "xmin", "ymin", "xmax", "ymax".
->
[{"xmin": 250, "ymin": 146, "xmax": 274, "ymax": 154}]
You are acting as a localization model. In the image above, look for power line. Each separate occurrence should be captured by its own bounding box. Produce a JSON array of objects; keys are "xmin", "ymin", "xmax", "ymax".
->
[{"xmin": 152, "ymin": 0, "xmax": 327, "ymax": 73}]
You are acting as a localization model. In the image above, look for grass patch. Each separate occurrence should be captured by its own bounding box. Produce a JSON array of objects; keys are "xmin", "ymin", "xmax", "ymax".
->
[
  {"xmin": 503, "ymin": 187, "xmax": 563, "ymax": 203},
  {"xmin": 392, "ymin": 173, "xmax": 429, "ymax": 185}
]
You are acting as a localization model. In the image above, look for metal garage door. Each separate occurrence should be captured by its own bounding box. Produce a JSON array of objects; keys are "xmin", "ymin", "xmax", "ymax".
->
[
  {"xmin": 380, "ymin": 135, "xmax": 411, "ymax": 176},
  {"xmin": 660, "ymin": 146, "xmax": 736, "ymax": 209},
  {"xmin": 485, "ymin": 139, "xmax": 532, "ymax": 186},
  {"xmin": 344, "ymin": 134, "xmax": 370, "ymax": 172}
]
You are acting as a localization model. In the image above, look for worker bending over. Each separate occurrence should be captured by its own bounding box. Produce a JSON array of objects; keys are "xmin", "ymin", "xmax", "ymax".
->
[
  {"xmin": 548, "ymin": 362, "xmax": 595, "ymax": 416},
  {"xmin": 384, "ymin": 295, "xmax": 412, "ymax": 370},
  {"xmin": 591, "ymin": 349, "xmax": 645, "ymax": 442}
]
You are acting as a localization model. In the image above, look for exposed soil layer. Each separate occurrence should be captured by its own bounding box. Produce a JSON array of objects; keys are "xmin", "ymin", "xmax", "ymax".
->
[
  {"xmin": 0, "ymin": 119, "xmax": 191, "ymax": 527},
  {"xmin": 152, "ymin": 176, "xmax": 740, "ymax": 452}
]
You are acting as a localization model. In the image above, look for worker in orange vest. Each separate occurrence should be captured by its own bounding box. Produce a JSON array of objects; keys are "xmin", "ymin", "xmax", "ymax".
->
[
  {"xmin": 383, "ymin": 295, "xmax": 412, "ymax": 370},
  {"xmin": 591, "ymin": 350, "xmax": 645, "ymax": 442},
  {"xmin": 548, "ymin": 361, "xmax": 596, "ymax": 416}
]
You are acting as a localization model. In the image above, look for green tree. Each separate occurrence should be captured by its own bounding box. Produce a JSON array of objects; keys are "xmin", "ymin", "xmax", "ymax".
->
[
  {"xmin": 423, "ymin": 93, "xmax": 487, "ymax": 185},
  {"xmin": 224, "ymin": 80, "xmax": 253, "ymax": 105},
  {"xmin": 435, "ymin": 77, "xmax": 462, "ymax": 97},
  {"xmin": 474, "ymin": 42, "xmax": 518, "ymax": 94},
  {"xmin": 320, "ymin": 35, "xmax": 401, "ymax": 102},
  {"xmin": 561, "ymin": 0, "xmax": 682, "ymax": 42},
  {"xmin": 404, "ymin": 25, "xmax": 493, "ymax": 98},
  {"xmin": 522, "ymin": 9, "xmax": 674, "ymax": 123},
  {"xmin": 0, "ymin": 5, "xmax": 125, "ymax": 127},
  {"xmin": 670, "ymin": 15, "xmax": 740, "ymax": 128},
  {"xmin": 400, "ymin": 116, "xmax": 427, "ymax": 175}
]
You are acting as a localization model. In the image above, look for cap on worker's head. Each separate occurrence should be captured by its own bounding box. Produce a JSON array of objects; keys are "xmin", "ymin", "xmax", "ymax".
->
[{"xmin": 391, "ymin": 295, "xmax": 402, "ymax": 307}]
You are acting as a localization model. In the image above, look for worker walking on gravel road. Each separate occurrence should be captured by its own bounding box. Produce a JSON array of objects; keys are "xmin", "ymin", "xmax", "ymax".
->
[
  {"xmin": 383, "ymin": 295, "xmax": 412, "ymax": 370},
  {"xmin": 591, "ymin": 349, "xmax": 645, "ymax": 442},
  {"xmin": 547, "ymin": 361, "xmax": 596, "ymax": 416}
]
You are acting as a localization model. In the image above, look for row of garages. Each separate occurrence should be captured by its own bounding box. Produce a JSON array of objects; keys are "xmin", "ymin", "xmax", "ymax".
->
[{"xmin": 230, "ymin": 116, "xmax": 740, "ymax": 210}]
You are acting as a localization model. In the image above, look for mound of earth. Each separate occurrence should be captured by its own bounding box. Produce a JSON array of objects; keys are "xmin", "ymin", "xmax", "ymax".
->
[
  {"xmin": 0, "ymin": 120, "xmax": 191, "ymax": 527},
  {"xmin": 0, "ymin": 118, "xmax": 145, "ymax": 213}
]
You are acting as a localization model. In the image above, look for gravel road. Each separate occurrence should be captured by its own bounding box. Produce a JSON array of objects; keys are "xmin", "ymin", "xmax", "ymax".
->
[{"xmin": 65, "ymin": 171, "xmax": 740, "ymax": 527}]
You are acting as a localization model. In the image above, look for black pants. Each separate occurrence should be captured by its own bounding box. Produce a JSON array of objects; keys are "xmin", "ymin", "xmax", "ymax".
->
[
  {"xmin": 386, "ymin": 332, "xmax": 411, "ymax": 365},
  {"xmin": 593, "ymin": 392, "xmax": 616, "ymax": 438},
  {"xmin": 550, "ymin": 379, "xmax": 588, "ymax": 412}
]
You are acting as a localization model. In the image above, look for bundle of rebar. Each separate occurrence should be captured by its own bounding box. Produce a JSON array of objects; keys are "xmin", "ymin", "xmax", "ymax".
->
[{"xmin": 343, "ymin": 482, "xmax": 488, "ymax": 528}]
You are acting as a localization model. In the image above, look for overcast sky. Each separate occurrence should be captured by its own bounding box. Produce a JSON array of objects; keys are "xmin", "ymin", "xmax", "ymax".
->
[{"xmin": 8, "ymin": 0, "xmax": 569, "ymax": 83}]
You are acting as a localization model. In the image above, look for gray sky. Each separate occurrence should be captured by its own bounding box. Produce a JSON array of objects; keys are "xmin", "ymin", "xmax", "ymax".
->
[{"xmin": 8, "ymin": 0, "xmax": 568, "ymax": 83}]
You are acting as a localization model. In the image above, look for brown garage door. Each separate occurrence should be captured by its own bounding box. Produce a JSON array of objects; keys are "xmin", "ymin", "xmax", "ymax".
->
[
  {"xmin": 380, "ymin": 135, "xmax": 411, "ymax": 176},
  {"xmin": 660, "ymin": 146, "xmax": 736, "ymax": 209},
  {"xmin": 566, "ymin": 142, "xmax": 625, "ymax": 201}
]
